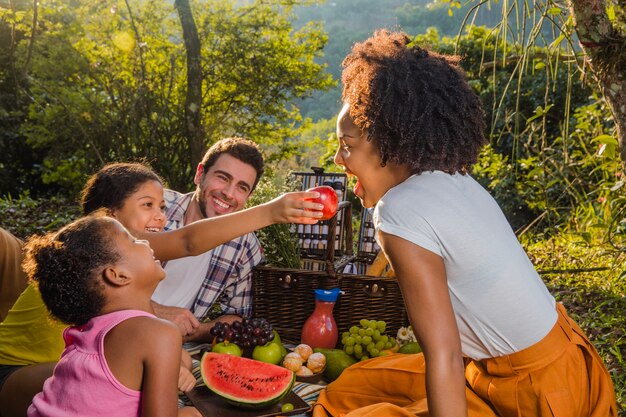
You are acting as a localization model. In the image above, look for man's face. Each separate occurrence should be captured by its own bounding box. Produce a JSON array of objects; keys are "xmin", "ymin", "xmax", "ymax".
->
[{"xmin": 194, "ymin": 153, "xmax": 257, "ymax": 218}]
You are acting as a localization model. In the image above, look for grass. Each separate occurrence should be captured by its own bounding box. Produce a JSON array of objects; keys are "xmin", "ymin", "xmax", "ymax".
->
[
  {"xmin": 524, "ymin": 233, "xmax": 626, "ymax": 414},
  {"xmin": 2, "ymin": 195, "xmax": 625, "ymax": 414}
]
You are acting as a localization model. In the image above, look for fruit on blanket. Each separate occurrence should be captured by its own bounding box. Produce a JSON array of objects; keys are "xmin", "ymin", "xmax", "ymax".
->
[
  {"xmin": 271, "ymin": 329, "xmax": 282, "ymax": 345},
  {"xmin": 341, "ymin": 319, "xmax": 398, "ymax": 361},
  {"xmin": 252, "ymin": 341, "xmax": 283, "ymax": 365},
  {"xmin": 209, "ymin": 317, "xmax": 275, "ymax": 353},
  {"xmin": 211, "ymin": 340, "xmax": 242, "ymax": 356},
  {"xmin": 305, "ymin": 185, "xmax": 338, "ymax": 220},
  {"xmin": 270, "ymin": 330, "xmax": 288, "ymax": 358},
  {"xmin": 313, "ymin": 348, "xmax": 357, "ymax": 381},
  {"xmin": 296, "ymin": 366, "xmax": 313, "ymax": 376},
  {"xmin": 281, "ymin": 346, "xmax": 326, "ymax": 379},
  {"xmin": 379, "ymin": 342, "xmax": 400, "ymax": 356},
  {"xmin": 200, "ymin": 352, "xmax": 295, "ymax": 410},
  {"xmin": 398, "ymin": 342, "xmax": 422, "ymax": 354}
]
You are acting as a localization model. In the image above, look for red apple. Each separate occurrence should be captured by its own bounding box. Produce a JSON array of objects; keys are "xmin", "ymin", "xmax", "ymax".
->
[{"xmin": 306, "ymin": 185, "xmax": 339, "ymax": 220}]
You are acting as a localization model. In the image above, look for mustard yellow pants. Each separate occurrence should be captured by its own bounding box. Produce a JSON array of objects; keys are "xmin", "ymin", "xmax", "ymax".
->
[{"xmin": 313, "ymin": 303, "xmax": 617, "ymax": 417}]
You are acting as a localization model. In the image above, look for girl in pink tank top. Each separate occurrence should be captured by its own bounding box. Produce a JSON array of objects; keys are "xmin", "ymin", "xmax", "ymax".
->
[{"xmin": 23, "ymin": 215, "xmax": 200, "ymax": 417}]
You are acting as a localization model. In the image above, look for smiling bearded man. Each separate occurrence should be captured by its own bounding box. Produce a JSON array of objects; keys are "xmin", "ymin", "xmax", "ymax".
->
[{"xmin": 151, "ymin": 137, "xmax": 265, "ymax": 343}]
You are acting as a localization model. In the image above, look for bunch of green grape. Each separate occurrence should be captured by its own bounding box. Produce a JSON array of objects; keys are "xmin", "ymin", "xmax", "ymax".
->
[{"xmin": 341, "ymin": 319, "xmax": 398, "ymax": 361}]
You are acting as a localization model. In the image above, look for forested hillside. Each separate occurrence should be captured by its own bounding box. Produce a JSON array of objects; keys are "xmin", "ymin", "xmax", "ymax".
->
[{"xmin": 293, "ymin": 0, "xmax": 539, "ymax": 120}]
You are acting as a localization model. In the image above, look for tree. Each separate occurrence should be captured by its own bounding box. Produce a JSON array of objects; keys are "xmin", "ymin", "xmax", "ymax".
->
[
  {"xmin": 0, "ymin": 0, "xmax": 332, "ymax": 195},
  {"xmin": 0, "ymin": 0, "xmax": 50, "ymax": 196},
  {"xmin": 449, "ymin": 0, "xmax": 625, "ymax": 168},
  {"xmin": 568, "ymin": 1, "xmax": 626, "ymax": 166},
  {"xmin": 174, "ymin": 0, "xmax": 204, "ymax": 168}
]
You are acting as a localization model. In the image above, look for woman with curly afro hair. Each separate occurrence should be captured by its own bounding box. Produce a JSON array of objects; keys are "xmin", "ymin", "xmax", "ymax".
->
[{"xmin": 313, "ymin": 30, "xmax": 617, "ymax": 417}]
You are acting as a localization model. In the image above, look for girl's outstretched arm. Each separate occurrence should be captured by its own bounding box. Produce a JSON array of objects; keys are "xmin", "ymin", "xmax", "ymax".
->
[{"xmin": 138, "ymin": 190, "xmax": 323, "ymax": 262}]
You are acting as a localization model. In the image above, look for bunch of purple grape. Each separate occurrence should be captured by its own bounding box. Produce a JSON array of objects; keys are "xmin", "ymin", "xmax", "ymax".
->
[{"xmin": 210, "ymin": 317, "xmax": 275, "ymax": 348}]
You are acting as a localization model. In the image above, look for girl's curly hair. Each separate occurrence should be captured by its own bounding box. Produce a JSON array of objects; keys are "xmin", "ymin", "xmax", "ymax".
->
[
  {"xmin": 341, "ymin": 30, "xmax": 487, "ymax": 174},
  {"xmin": 22, "ymin": 215, "xmax": 121, "ymax": 326}
]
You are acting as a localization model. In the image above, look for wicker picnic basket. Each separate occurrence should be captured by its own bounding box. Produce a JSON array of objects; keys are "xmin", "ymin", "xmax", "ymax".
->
[{"xmin": 252, "ymin": 200, "xmax": 409, "ymax": 346}]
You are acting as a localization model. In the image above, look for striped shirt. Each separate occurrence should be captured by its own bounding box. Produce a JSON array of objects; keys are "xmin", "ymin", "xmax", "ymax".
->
[{"xmin": 152, "ymin": 189, "xmax": 264, "ymax": 320}]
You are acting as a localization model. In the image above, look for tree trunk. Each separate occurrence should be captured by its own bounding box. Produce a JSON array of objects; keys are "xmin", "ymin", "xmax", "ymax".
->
[
  {"xmin": 568, "ymin": 1, "xmax": 626, "ymax": 169},
  {"xmin": 174, "ymin": 0, "xmax": 204, "ymax": 169}
]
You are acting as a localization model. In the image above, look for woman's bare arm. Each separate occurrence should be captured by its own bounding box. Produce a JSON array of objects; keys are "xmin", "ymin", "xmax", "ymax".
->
[{"xmin": 378, "ymin": 231, "xmax": 467, "ymax": 417}]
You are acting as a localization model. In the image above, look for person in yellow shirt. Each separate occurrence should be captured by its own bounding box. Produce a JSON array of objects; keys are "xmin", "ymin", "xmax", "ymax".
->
[
  {"xmin": 0, "ymin": 227, "xmax": 27, "ymax": 321},
  {"xmin": 0, "ymin": 284, "xmax": 64, "ymax": 417}
]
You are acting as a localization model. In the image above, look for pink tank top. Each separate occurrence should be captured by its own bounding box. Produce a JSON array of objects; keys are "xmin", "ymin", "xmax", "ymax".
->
[{"xmin": 28, "ymin": 309, "xmax": 156, "ymax": 417}]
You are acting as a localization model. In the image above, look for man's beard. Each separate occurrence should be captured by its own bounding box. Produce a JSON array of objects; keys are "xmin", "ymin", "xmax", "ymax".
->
[{"xmin": 195, "ymin": 190, "xmax": 208, "ymax": 219}]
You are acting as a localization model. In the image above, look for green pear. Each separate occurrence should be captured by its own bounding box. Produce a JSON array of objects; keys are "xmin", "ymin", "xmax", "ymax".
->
[
  {"xmin": 270, "ymin": 330, "xmax": 287, "ymax": 357},
  {"xmin": 313, "ymin": 348, "xmax": 357, "ymax": 381},
  {"xmin": 398, "ymin": 342, "xmax": 422, "ymax": 354}
]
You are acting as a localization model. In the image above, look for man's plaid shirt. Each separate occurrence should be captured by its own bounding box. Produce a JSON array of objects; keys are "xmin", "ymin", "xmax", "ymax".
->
[{"xmin": 161, "ymin": 189, "xmax": 264, "ymax": 320}]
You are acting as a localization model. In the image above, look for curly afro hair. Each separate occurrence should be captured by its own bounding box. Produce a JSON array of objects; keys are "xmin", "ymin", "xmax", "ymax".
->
[
  {"xmin": 22, "ymin": 215, "xmax": 121, "ymax": 326},
  {"xmin": 80, "ymin": 162, "xmax": 163, "ymax": 215},
  {"xmin": 341, "ymin": 30, "xmax": 487, "ymax": 174}
]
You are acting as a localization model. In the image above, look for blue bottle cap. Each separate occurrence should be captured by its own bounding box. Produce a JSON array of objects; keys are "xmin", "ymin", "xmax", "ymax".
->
[{"xmin": 314, "ymin": 288, "xmax": 341, "ymax": 302}]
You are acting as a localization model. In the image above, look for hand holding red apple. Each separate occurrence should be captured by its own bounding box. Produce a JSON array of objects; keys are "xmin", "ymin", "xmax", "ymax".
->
[
  {"xmin": 261, "ymin": 187, "xmax": 337, "ymax": 224},
  {"xmin": 263, "ymin": 190, "xmax": 325, "ymax": 225},
  {"xmin": 305, "ymin": 185, "xmax": 339, "ymax": 220}
]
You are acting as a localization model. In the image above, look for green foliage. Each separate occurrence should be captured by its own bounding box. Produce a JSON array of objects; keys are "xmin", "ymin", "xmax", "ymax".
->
[
  {"xmin": 474, "ymin": 95, "xmax": 620, "ymax": 234},
  {"xmin": 396, "ymin": 2, "xmax": 467, "ymax": 37},
  {"xmin": 0, "ymin": 0, "xmax": 333, "ymax": 197},
  {"xmin": 523, "ymin": 232, "xmax": 626, "ymax": 410},
  {"xmin": 196, "ymin": 1, "xmax": 332, "ymax": 157},
  {"xmin": 403, "ymin": 27, "xmax": 618, "ymax": 235},
  {"xmin": 293, "ymin": 0, "xmax": 411, "ymax": 121},
  {"xmin": 293, "ymin": 0, "xmax": 537, "ymax": 121},
  {"xmin": 278, "ymin": 117, "xmax": 336, "ymax": 173},
  {"xmin": 0, "ymin": 193, "xmax": 80, "ymax": 239},
  {"xmin": 472, "ymin": 145, "xmax": 533, "ymax": 231},
  {"xmin": 246, "ymin": 172, "xmax": 301, "ymax": 269}
]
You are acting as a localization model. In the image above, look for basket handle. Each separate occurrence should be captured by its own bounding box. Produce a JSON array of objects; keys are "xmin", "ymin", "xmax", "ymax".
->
[{"xmin": 325, "ymin": 201, "xmax": 355, "ymax": 277}]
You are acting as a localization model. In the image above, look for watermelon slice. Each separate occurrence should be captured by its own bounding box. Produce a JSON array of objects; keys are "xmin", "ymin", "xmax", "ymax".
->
[{"xmin": 200, "ymin": 352, "xmax": 295, "ymax": 410}]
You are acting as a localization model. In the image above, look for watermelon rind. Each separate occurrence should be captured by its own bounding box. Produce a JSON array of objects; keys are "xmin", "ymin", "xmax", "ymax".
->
[{"xmin": 200, "ymin": 352, "xmax": 295, "ymax": 410}]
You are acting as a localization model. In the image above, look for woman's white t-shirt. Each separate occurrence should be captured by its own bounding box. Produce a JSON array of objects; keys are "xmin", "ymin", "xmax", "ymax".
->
[{"xmin": 374, "ymin": 171, "xmax": 556, "ymax": 360}]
